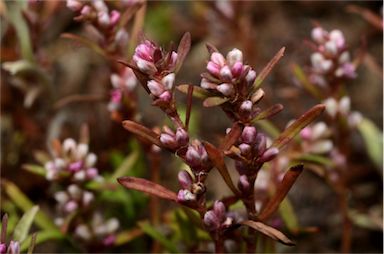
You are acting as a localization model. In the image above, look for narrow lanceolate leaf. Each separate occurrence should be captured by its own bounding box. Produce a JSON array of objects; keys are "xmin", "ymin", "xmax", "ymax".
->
[
  {"xmin": 272, "ymin": 104, "xmax": 325, "ymax": 150},
  {"xmin": 20, "ymin": 230, "xmax": 64, "ymax": 252},
  {"xmin": 202, "ymin": 142, "xmax": 239, "ymax": 196},
  {"xmin": 241, "ymin": 220, "xmax": 295, "ymax": 246},
  {"xmin": 203, "ymin": 97, "xmax": 228, "ymax": 107},
  {"xmin": 185, "ymin": 85, "xmax": 194, "ymax": 130},
  {"xmin": 253, "ymin": 104, "xmax": 284, "ymax": 121},
  {"xmin": 13, "ymin": 206, "xmax": 39, "ymax": 243},
  {"xmin": 110, "ymin": 151, "xmax": 139, "ymax": 181},
  {"xmin": 291, "ymin": 64, "xmax": 322, "ymax": 100},
  {"xmin": 258, "ymin": 164, "xmax": 303, "ymax": 221},
  {"xmin": 117, "ymin": 177, "xmax": 178, "ymax": 202},
  {"xmin": 1, "ymin": 180, "xmax": 57, "ymax": 231},
  {"xmin": 22, "ymin": 164, "xmax": 46, "ymax": 177},
  {"xmin": 357, "ymin": 117, "xmax": 383, "ymax": 169},
  {"xmin": 115, "ymin": 228, "xmax": 144, "ymax": 246},
  {"xmin": 252, "ymin": 47, "xmax": 285, "ymax": 91},
  {"xmin": 122, "ymin": 120, "xmax": 162, "ymax": 147},
  {"xmin": 220, "ymin": 122, "xmax": 244, "ymax": 151},
  {"xmin": 177, "ymin": 84, "xmax": 211, "ymax": 99},
  {"xmin": 175, "ymin": 32, "xmax": 191, "ymax": 73}
]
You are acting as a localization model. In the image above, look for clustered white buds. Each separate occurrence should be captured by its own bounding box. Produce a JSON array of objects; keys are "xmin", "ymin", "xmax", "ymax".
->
[
  {"xmin": 185, "ymin": 140, "xmax": 209, "ymax": 170},
  {"xmin": 309, "ymin": 27, "xmax": 357, "ymax": 87},
  {"xmin": 108, "ymin": 68, "xmax": 138, "ymax": 112},
  {"xmin": 300, "ymin": 122, "xmax": 334, "ymax": 154},
  {"xmin": 74, "ymin": 213, "xmax": 119, "ymax": 245},
  {"xmin": 201, "ymin": 48, "xmax": 256, "ymax": 98},
  {"xmin": 44, "ymin": 138, "xmax": 100, "ymax": 182},
  {"xmin": 322, "ymin": 96, "xmax": 362, "ymax": 128}
]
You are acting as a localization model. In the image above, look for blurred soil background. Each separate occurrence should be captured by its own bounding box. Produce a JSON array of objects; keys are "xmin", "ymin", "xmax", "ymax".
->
[{"xmin": 1, "ymin": 1, "xmax": 382, "ymax": 253}]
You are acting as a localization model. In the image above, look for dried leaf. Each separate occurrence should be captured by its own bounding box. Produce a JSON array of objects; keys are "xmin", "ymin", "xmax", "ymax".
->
[
  {"xmin": 175, "ymin": 32, "xmax": 191, "ymax": 73},
  {"xmin": 202, "ymin": 141, "xmax": 239, "ymax": 196},
  {"xmin": 258, "ymin": 164, "xmax": 303, "ymax": 221},
  {"xmin": 253, "ymin": 104, "xmax": 284, "ymax": 121},
  {"xmin": 241, "ymin": 220, "xmax": 295, "ymax": 246},
  {"xmin": 291, "ymin": 64, "xmax": 322, "ymax": 100},
  {"xmin": 203, "ymin": 97, "xmax": 228, "ymax": 107},
  {"xmin": 272, "ymin": 104, "xmax": 325, "ymax": 150},
  {"xmin": 177, "ymin": 84, "xmax": 211, "ymax": 99},
  {"xmin": 122, "ymin": 120, "xmax": 162, "ymax": 147},
  {"xmin": 117, "ymin": 176, "xmax": 178, "ymax": 202},
  {"xmin": 252, "ymin": 47, "xmax": 285, "ymax": 91},
  {"xmin": 250, "ymin": 88, "xmax": 265, "ymax": 104},
  {"xmin": 220, "ymin": 122, "xmax": 244, "ymax": 151}
]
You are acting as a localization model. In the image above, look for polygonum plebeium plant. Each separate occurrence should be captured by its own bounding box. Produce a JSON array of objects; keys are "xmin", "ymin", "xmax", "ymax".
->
[{"xmin": 117, "ymin": 33, "xmax": 325, "ymax": 252}]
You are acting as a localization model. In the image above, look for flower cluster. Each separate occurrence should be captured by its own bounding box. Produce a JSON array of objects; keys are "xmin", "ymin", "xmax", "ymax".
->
[
  {"xmin": 300, "ymin": 122, "xmax": 333, "ymax": 154},
  {"xmin": 44, "ymin": 138, "xmax": 100, "ymax": 182},
  {"xmin": 0, "ymin": 240, "xmax": 19, "ymax": 254},
  {"xmin": 203, "ymin": 201, "xmax": 235, "ymax": 232},
  {"xmin": 201, "ymin": 48, "xmax": 256, "ymax": 98},
  {"xmin": 322, "ymin": 96, "xmax": 362, "ymax": 127},
  {"xmin": 309, "ymin": 27, "xmax": 357, "ymax": 87}
]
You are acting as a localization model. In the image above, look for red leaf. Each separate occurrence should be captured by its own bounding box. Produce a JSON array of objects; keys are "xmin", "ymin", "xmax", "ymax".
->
[
  {"xmin": 203, "ymin": 97, "xmax": 228, "ymax": 107},
  {"xmin": 117, "ymin": 177, "xmax": 178, "ymax": 202},
  {"xmin": 272, "ymin": 104, "xmax": 325, "ymax": 150},
  {"xmin": 122, "ymin": 120, "xmax": 162, "ymax": 147},
  {"xmin": 241, "ymin": 220, "xmax": 295, "ymax": 246},
  {"xmin": 220, "ymin": 122, "xmax": 243, "ymax": 151},
  {"xmin": 175, "ymin": 32, "xmax": 191, "ymax": 73},
  {"xmin": 258, "ymin": 164, "xmax": 303, "ymax": 221},
  {"xmin": 202, "ymin": 141, "xmax": 239, "ymax": 196}
]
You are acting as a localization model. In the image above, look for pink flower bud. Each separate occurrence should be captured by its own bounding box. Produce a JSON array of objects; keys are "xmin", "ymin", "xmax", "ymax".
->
[
  {"xmin": 135, "ymin": 59, "xmax": 157, "ymax": 75},
  {"xmin": 178, "ymin": 170, "xmax": 192, "ymax": 189},
  {"xmin": 324, "ymin": 41, "xmax": 338, "ymax": 55},
  {"xmin": 238, "ymin": 143, "xmax": 251, "ymax": 156},
  {"xmin": 311, "ymin": 122, "xmax": 328, "ymax": 140},
  {"xmin": 207, "ymin": 61, "xmax": 220, "ymax": 76},
  {"xmin": 341, "ymin": 63, "xmax": 356, "ymax": 78},
  {"xmin": 110, "ymin": 89, "xmax": 122, "ymax": 103},
  {"xmin": 63, "ymin": 138, "xmax": 76, "ymax": 153},
  {"xmin": 255, "ymin": 133, "xmax": 267, "ymax": 155},
  {"xmin": 80, "ymin": 5, "xmax": 92, "ymax": 16},
  {"xmin": 93, "ymin": 0, "xmax": 108, "ymax": 12},
  {"xmin": 311, "ymin": 27, "xmax": 327, "ymax": 44},
  {"xmin": 210, "ymin": 52, "xmax": 225, "ymax": 66},
  {"xmin": 329, "ymin": 30, "xmax": 345, "ymax": 49},
  {"xmin": 66, "ymin": 0, "xmax": 83, "ymax": 11},
  {"xmin": 0, "ymin": 243, "xmax": 6, "ymax": 253},
  {"xmin": 300, "ymin": 127, "xmax": 312, "ymax": 140},
  {"xmin": 323, "ymin": 98, "xmax": 338, "ymax": 118},
  {"xmin": 220, "ymin": 65, "xmax": 233, "ymax": 80},
  {"xmin": 64, "ymin": 200, "xmax": 78, "ymax": 213},
  {"xmin": 203, "ymin": 211, "xmax": 220, "ymax": 231},
  {"xmin": 86, "ymin": 168, "xmax": 99, "ymax": 179},
  {"xmin": 162, "ymin": 73, "xmax": 175, "ymax": 90},
  {"xmin": 82, "ymin": 191, "xmax": 94, "ymax": 206},
  {"xmin": 240, "ymin": 100, "xmax": 253, "ymax": 115},
  {"xmin": 176, "ymin": 128, "xmax": 189, "ymax": 146},
  {"xmin": 115, "ymin": 28, "xmax": 129, "ymax": 47},
  {"xmin": 160, "ymin": 133, "xmax": 177, "ymax": 148},
  {"xmin": 177, "ymin": 189, "xmax": 196, "ymax": 202},
  {"xmin": 310, "ymin": 140, "xmax": 333, "ymax": 154},
  {"xmin": 260, "ymin": 147, "xmax": 279, "ymax": 162},
  {"xmin": 231, "ymin": 61, "xmax": 243, "ymax": 77},
  {"xmin": 147, "ymin": 80, "xmax": 164, "ymax": 96},
  {"xmin": 241, "ymin": 126, "xmax": 257, "ymax": 144},
  {"xmin": 103, "ymin": 234, "xmax": 116, "ymax": 246},
  {"xmin": 159, "ymin": 91, "xmax": 172, "ymax": 102},
  {"xmin": 68, "ymin": 161, "xmax": 83, "ymax": 172},
  {"xmin": 98, "ymin": 11, "xmax": 110, "ymax": 27},
  {"xmin": 213, "ymin": 201, "xmax": 226, "ymax": 219},
  {"xmin": 338, "ymin": 52, "xmax": 350, "ymax": 64},
  {"xmin": 226, "ymin": 48, "xmax": 243, "ymax": 66},
  {"xmin": 216, "ymin": 83, "xmax": 234, "ymax": 96},
  {"xmin": 348, "ymin": 111, "xmax": 362, "ymax": 128},
  {"xmin": 7, "ymin": 241, "xmax": 19, "ymax": 254},
  {"xmin": 338, "ymin": 96, "xmax": 351, "ymax": 115},
  {"xmin": 245, "ymin": 69, "xmax": 256, "ymax": 84},
  {"xmin": 110, "ymin": 10, "xmax": 120, "ymax": 26}
]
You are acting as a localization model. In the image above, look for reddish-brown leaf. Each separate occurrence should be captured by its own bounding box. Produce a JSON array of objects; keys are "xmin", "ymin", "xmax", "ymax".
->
[
  {"xmin": 175, "ymin": 32, "xmax": 191, "ymax": 73},
  {"xmin": 203, "ymin": 97, "xmax": 228, "ymax": 107},
  {"xmin": 220, "ymin": 122, "xmax": 244, "ymax": 151},
  {"xmin": 258, "ymin": 164, "xmax": 303, "ymax": 221},
  {"xmin": 241, "ymin": 220, "xmax": 295, "ymax": 246},
  {"xmin": 253, "ymin": 104, "xmax": 284, "ymax": 121},
  {"xmin": 272, "ymin": 104, "xmax": 325, "ymax": 150},
  {"xmin": 117, "ymin": 176, "xmax": 178, "ymax": 202},
  {"xmin": 252, "ymin": 47, "xmax": 285, "ymax": 91},
  {"xmin": 117, "ymin": 60, "xmax": 151, "ymax": 94},
  {"xmin": 122, "ymin": 120, "xmax": 162, "ymax": 147},
  {"xmin": 185, "ymin": 85, "xmax": 194, "ymax": 130},
  {"xmin": 202, "ymin": 141, "xmax": 239, "ymax": 196}
]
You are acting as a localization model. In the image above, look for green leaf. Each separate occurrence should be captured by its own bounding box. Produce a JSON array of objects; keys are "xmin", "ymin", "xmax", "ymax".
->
[
  {"xmin": 115, "ymin": 228, "xmax": 144, "ymax": 246},
  {"xmin": 174, "ymin": 209, "xmax": 197, "ymax": 247},
  {"xmin": 20, "ymin": 230, "xmax": 64, "ymax": 252},
  {"xmin": 2, "ymin": 60, "xmax": 36, "ymax": 75},
  {"xmin": 13, "ymin": 206, "xmax": 39, "ymax": 243},
  {"xmin": 357, "ymin": 117, "xmax": 383, "ymax": 169},
  {"xmin": 254, "ymin": 120, "xmax": 280, "ymax": 139},
  {"xmin": 138, "ymin": 221, "xmax": 179, "ymax": 253},
  {"xmin": 202, "ymin": 97, "xmax": 228, "ymax": 107},
  {"xmin": 272, "ymin": 104, "xmax": 325, "ymax": 150},
  {"xmin": 291, "ymin": 64, "xmax": 322, "ymax": 100},
  {"xmin": 22, "ymin": 164, "xmax": 46, "ymax": 177},
  {"xmin": 109, "ymin": 151, "xmax": 139, "ymax": 181},
  {"xmin": 176, "ymin": 84, "xmax": 211, "ymax": 99},
  {"xmin": 253, "ymin": 104, "xmax": 284, "ymax": 121},
  {"xmin": 278, "ymin": 199, "xmax": 299, "ymax": 232},
  {"xmin": 292, "ymin": 153, "xmax": 334, "ymax": 167},
  {"xmin": 2, "ymin": 180, "xmax": 58, "ymax": 231}
]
